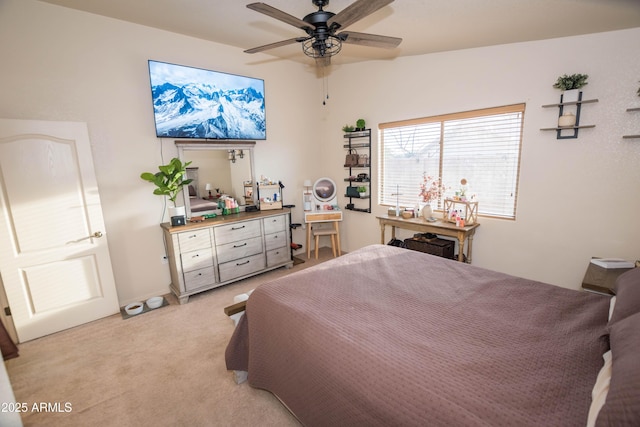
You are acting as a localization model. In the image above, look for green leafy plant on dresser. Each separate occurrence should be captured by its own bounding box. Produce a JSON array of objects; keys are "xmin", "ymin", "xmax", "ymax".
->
[{"xmin": 140, "ymin": 157, "xmax": 193, "ymax": 207}]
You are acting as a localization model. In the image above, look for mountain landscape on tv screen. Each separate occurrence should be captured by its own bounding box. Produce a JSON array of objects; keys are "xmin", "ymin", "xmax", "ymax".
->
[{"xmin": 149, "ymin": 63, "xmax": 266, "ymax": 139}]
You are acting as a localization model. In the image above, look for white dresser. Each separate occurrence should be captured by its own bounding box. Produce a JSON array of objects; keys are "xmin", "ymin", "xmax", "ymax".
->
[{"xmin": 162, "ymin": 209, "xmax": 293, "ymax": 303}]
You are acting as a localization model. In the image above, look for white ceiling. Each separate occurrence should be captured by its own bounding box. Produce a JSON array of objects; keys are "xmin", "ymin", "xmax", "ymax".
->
[{"xmin": 38, "ymin": 0, "xmax": 640, "ymax": 66}]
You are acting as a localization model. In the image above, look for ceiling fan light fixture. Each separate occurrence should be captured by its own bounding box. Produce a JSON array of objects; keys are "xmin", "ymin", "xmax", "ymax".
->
[{"xmin": 302, "ymin": 35, "xmax": 342, "ymax": 58}]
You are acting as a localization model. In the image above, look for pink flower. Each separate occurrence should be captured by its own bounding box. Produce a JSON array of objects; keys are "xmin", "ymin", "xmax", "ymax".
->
[{"xmin": 418, "ymin": 173, "xmax": 446, "ymax": 203}]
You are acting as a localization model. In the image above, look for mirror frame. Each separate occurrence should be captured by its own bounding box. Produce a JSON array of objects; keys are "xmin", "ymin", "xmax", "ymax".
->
[{"xmin": 175, "ymin": 140, "xmax": 256, "ymax": 217}]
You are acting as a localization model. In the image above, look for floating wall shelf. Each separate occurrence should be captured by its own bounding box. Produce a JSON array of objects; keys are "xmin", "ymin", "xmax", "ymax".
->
[
  {"xmin": 541, "ymin": 92, "xmax": 598, "ymax": 139},
  {"xmin": 623, "ymin": 107, "xmax": 640, "ymax": 139}
]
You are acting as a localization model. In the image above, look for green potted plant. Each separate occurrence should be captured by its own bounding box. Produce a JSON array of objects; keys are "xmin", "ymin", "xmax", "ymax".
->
[
  {"xmin": 553, "ymin": 74, "xmax": 588, "ymax": 103},
  {"xmin": 141, "ymin": 157, "xmax": 193, "ymax": 225},
  {"xmin": 357, "ymin": 185, "xmax": 367, "ymax": 197},
  {"xmin": 356, "ymin": 119, "xmax": 366, "ymax": 131},
  {"xmin": 553, "ymin": 73, "xmax": 589, "ymax": 91},
  {"xmin": 342, "ymin": 124, "xmax": 355, "ymax": 133}
]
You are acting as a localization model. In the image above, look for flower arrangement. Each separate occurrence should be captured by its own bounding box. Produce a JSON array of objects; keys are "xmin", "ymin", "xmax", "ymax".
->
[{"xmin": 419, "ymin": 173, "xmax": 446, "ymax": 204}]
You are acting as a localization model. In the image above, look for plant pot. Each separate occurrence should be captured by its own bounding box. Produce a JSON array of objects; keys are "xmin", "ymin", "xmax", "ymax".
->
[
  {"xmin": 169, "ymin": 206, "xmax": 186, "ymax": 226},
  {"xmin": 359, "ymin": 192, "xmax": 366, "ymax": 198},
  {"xmin": 561, "ymin": 89, "xmax": 580, "ymax": 104}
]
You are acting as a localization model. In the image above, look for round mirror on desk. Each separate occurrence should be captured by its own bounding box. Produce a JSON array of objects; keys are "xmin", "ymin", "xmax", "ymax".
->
[{"xmin": 312, "ymin": 177, "xmax": 337, "ymax": 209}]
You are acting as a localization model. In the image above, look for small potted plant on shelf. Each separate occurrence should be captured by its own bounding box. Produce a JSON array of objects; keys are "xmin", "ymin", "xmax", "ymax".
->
[
  {"xmin": 141, "ymin": 157, "xmax": 193, "ymax": 226},
  {"xmin": 357, "ymin": 186, "xmax": 367, "ymax": 198},
  {"xmin": 342, "ymin": 124, "xmax": 355, "ymax": 133},
  {"xmin": 355, "ymin": 119, "xmax": 366, "ymax": 131},
  {"xmin": 553, "ymin": 73, "xmax": 589, "ymax": 91},
  {"xmin": 553, "ymin": 73, "xmax": 589, "ymax": 103}
]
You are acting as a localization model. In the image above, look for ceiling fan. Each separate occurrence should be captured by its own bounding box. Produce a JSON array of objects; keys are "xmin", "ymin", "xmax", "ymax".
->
[{"xmin": 244, "ymin": 0, "xmax": 402, "ymax": 65}]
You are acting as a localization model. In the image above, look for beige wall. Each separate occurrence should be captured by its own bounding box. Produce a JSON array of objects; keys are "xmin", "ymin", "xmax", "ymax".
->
[
  {"xmin": 0, "ymin": 0, "xmax": 324, "ymax": 304},
  {"xmin": 324, "ymin": 29, "xmax": 640, "ymax": 289},
  {"xmin": 0, "ymin": 0, "xmax": 638, "ymax": 306}
]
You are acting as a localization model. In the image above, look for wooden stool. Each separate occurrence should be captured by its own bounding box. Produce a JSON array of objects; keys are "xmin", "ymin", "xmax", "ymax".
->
[{"xmin": 313, "ymin": 228, "xmax": 339, "ymax": 259}]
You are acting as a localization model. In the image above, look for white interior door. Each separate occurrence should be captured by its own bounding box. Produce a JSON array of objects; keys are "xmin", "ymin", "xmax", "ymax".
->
[{"xmin": 0, "ymin": 119, "xmax": 119, "ymax": 342}]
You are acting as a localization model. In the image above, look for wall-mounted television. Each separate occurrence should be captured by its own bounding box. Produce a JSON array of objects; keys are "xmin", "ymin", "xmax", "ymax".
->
[{"xmin": 148, "ymin": 60, "xmax": 266, "ymax": 140}]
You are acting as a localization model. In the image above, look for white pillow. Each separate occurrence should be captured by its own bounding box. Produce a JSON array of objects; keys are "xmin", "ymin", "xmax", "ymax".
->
[
  {"xmin": 586, "ymin": 350, "xmax": 613, "ymax": 427},
  {"xmin": 608, "ymin": 296, "xmax": 617, "ymax": 321}
]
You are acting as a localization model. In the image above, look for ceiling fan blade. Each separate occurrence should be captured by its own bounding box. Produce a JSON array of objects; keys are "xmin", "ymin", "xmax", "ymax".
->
[
  {"xmin": 247, "ymin": 3, "xmax": 314, "ymax": 31},
  {"xmin": 327, "ymin": 0, "xmax": 394, "ymax": 30},
  {"xmin": 339, "ymin": 31, "xmax": 402, "ymax": 49},
  {"xmin": 244, "ymin": 37, "xmax": 302, "ymax": 54}
]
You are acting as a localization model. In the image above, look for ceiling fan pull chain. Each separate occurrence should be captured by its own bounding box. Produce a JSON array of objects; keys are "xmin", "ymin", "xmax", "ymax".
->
[{"xmin": 322, "ymin": 67, "xmax": 328, "ymax": 105}]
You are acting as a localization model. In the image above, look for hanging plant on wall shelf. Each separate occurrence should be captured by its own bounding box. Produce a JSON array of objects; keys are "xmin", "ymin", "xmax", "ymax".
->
[{"xmin": 553, "ymin": 74, "xmax": 589, "ymax": 91}]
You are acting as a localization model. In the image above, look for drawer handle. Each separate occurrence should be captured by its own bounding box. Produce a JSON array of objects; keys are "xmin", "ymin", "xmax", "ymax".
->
[
  {"xmin": 189, "ymin": 234, "xmax": 198, "ymax": 239},
  {"xmin": 233, "ymin": 242, "xmax": 248, "ymax": 248},
  {"xmin": 231, "ymin": 225, "xmax": 246, "ymax": 230},
  {"xmin": 236, "ymin": 260, "xmax": 250, "ymax": 266},
  {"xmin": 192, "ymin": 254, "xmax": 200, "ymax": 258}
]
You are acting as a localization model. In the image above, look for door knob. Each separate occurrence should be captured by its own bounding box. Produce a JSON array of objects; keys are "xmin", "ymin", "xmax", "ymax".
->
[{"xmin": 93, "ymin": 231, "xmax": 103, "ymax": 238}]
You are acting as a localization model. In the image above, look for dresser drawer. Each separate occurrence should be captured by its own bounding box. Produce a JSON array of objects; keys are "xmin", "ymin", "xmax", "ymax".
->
[
  {"xmin": 183, "ymin": 266, "xmax": 216, "ymax": 292},
  {"xmin": 181, "ymin": 248, "xmax": 214, "ymax": 272},
  {"xmin": 263, "ymin": 215, "xmax": 286, "ymax": 235},
  {"xmin": 216, "ymin": 236, "xmax": 263, "ymax": 264},
  {"xmin": 214, "ymin": 220, "xmax": 261, "ymax": 245},
  {"xmin": 218, "ymin": 253, "xmax": 266, "ymax": 282},
  {"xmin": 264, "ymin": 231, "xmax": 287, "ymax": 251},
  {"xmin": 177, "ymin": 229, "xmax": 212, "ymax": 252},
  {"xmin": 266, "ymin": 247, "xmax": 290, "ymax": 267}
]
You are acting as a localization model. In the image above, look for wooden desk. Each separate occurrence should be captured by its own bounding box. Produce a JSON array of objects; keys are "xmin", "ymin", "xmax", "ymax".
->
[
  {"xmin": 305, "ymin": 211, "xmax": 342, "ymax": 259},
  {"xmin": 376, "ymin": 215, "xmax": 479, "ymax": 263}
]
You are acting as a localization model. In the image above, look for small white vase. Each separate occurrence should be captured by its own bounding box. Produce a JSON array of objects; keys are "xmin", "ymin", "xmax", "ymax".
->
[{"xmin": 421, "ymin": 203, "xmax": 433, "ymax": 220}]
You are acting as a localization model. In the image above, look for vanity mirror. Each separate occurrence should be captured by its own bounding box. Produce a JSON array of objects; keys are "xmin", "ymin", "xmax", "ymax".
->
[{"xmin": 175, "ymin": 141, "xmax": 255, "ymax": 218}]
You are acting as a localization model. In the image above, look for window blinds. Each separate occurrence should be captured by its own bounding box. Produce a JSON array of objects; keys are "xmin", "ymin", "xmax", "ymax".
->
[{"xmin": 379, "ymin": 104, "xmax": 525, "ymax": 219}]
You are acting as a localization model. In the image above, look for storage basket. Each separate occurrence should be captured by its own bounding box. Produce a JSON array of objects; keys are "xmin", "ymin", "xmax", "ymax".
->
[{"xmin": 404, "ymin": 237, "xmax": 455, "ymax": 260}]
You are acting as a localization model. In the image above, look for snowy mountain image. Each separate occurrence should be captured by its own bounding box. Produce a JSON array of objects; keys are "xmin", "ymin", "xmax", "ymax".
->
[{"xmin": 148, "ymin": 61, "xmax": 266, "ymax": 139}]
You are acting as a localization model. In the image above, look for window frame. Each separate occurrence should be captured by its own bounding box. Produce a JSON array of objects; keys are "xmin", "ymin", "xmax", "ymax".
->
[{"xmin": 378, "ymin": 103, "xmax": 525, "ymax": 220}]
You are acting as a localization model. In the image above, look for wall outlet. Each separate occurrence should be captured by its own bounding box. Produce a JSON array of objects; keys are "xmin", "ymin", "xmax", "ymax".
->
[{"xmin": 160, "ymin": 255, "xmax": 168, "ymax": 265}]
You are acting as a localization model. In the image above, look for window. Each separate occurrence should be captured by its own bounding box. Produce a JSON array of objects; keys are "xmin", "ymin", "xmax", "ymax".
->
[{"xmin": 379, "ymin": 104, "xmax": 525, "ymax": 219}]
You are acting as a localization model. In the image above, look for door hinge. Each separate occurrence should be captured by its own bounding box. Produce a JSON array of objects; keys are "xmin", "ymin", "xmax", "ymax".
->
[{"xmin": 4, "ymin": 307, "xmax": 10, "ymax": 316}]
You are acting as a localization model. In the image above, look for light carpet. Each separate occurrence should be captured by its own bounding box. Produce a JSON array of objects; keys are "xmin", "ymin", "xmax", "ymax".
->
[{"xmin": 5, "ymin": 249, "xmax": 335, "ymax": 426}]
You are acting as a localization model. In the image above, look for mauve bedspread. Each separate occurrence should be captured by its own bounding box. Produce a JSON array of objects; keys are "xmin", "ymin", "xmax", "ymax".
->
[{"xmin": 226, "ymin": 244, "xmax": 610, "ymax": 426}]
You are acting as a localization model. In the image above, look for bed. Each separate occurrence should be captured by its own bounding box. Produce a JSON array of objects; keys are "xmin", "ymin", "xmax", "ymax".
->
[
  {"xmin": 225, "ymin": 244, "xmax": 640, "ymax": 426},
  {"xmin": 187, "ymin": 183, "xmax": 218, "ymax": 214}
]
